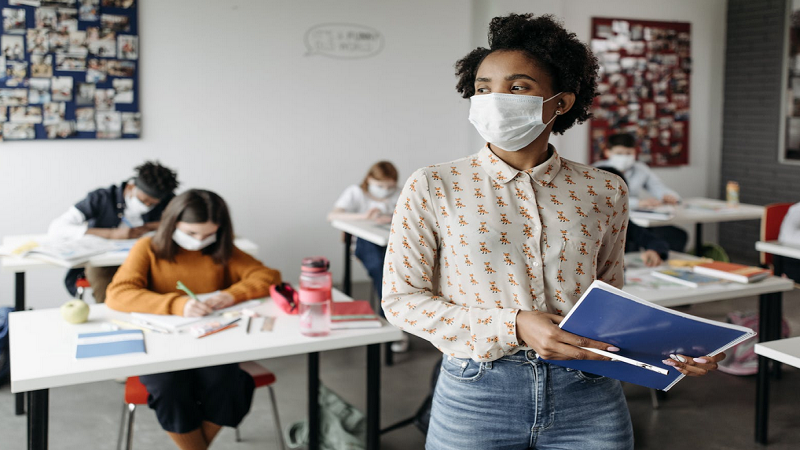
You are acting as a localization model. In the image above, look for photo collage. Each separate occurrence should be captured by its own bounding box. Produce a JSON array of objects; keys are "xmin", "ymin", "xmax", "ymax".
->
[
  {"xmin": 588, "ymin": 18, "xmax": 691, "ymax": 167},
  {"xmin": 0, "ymin": 0, "xmax": 139, "ymax": 141}
]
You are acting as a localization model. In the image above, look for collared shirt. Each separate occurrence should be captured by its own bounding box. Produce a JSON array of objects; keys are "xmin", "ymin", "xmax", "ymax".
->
[
  {"xmin": 383, "ymin": 145, "xmax": 629, "ymax": 362},
  {"xmin": 779, "ymin": 202, "xmax": 800, "ymax": 245},
  {"xmin": 593, "ymin": 159, "xmax": 678, "ymax": 209}
]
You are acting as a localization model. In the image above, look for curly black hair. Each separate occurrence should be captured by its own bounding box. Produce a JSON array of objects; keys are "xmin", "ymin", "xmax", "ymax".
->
[
  {"xmin": 455, "ymin": 13, "xmax": 599, "ymax": 135},
  {"xmin": 135, "ymin": 161, "xmax": 179, "ymax": 198}
]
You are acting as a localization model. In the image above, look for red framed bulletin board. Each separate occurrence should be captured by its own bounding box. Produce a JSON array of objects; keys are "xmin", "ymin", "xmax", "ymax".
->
[{"xmin": 588, "ymin": 18, "xmax": 691, "ymax": 167}]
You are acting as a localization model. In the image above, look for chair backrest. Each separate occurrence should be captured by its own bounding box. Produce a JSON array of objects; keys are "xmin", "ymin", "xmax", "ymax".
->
[{"xmin": 760, "ymin": 203, "xmax": 794, "ymax": 266}]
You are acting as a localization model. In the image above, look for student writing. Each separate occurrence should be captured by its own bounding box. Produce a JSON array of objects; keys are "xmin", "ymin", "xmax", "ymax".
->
[{"xmin": 106, "ymin": 189, "xmax": 281, "ymax": 450}]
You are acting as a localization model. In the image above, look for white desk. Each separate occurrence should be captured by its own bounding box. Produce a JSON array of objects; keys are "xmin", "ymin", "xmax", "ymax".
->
[
  {"xmin": 755, "ymin": 337, "xmax": 800, "ymax": 368},
  {"xmin": 10, "ymin": 291, "xmax": 403, "ymax": 450},
  {"xmin": 755, "ymin": 240, "xmax": 800, "ymax": 260},
  {"xmin": 1, "ymin": 233, "xmax": 258, "ymax": 417},
  {"xmin": 625, "ymin": 252, "xmax": 794, "ymax": 445}
]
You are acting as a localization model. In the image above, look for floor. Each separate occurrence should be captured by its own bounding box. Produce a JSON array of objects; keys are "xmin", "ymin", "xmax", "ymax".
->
[{"xmin": 2, "ymin": 282, "xmax": 800, "ymax": 449}]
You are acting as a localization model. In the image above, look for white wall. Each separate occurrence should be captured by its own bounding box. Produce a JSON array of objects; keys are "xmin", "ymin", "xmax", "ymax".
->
[
  {"xmin": 1, "ymin": 0, "xmax": 728, "ymax": 309},
  {"xmin": 0, "ymin": 0, "xmax": 473, "ymax": 309}
]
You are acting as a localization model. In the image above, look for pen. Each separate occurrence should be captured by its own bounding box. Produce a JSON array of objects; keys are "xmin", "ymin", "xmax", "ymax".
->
[
  {"xmin": 176, "ymin": 281, "xmax": 199, "ymax": 302},
  {"xmin": 197, "ymin": 318, "xmax": 241, "ymax": 338},
  {"xmin": 246, "ymin": 316, "xmax": 251, "ymax": 334},
  {"xmin": 121, "ymin": 216, "xmax": 134, "ymax": 228},
  {"xmin": 580, "ymin": 347, "xmax": 670, "ymax": 376}
]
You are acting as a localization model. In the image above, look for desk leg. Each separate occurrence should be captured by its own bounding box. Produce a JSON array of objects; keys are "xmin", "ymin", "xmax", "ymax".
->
[
  {"xmin": 15, "ymin": 272, "xmax": 25, "ymax": 416},
  {"xmin": 28, "ymin": 389, "xmax": 48, "ymax": 450},
  {"xmin": 343, "ymin": 233, "xmax": 353, "ymax": 296},
  {"xmin": 308, "ymin": 352, "xmax": 320, "ymax": 450},
  {"xmin": 367, "ymin": 344, "xmax": 380, "ymax": 450},
  {"xmin": 755, "ymin": 293, "xmax": 773, "ymax": 444},
  {"xmin": 694, "ymin": 223, "xmax": 703, "ymax": 257},
  {"xmin": 772, "ymin": 256, "xmax": 785, "ymax": 378}
]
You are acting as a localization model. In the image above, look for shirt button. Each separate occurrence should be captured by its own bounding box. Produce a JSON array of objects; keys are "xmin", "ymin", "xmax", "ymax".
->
[{"xmin": 533, "ymin": 262, "xmax": 539, "ymax": 267}]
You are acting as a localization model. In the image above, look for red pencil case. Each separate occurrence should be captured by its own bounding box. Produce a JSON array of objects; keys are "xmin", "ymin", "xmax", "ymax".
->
[{"xmin": 270, "ymin": 282, "xmax": 299, "ymax": 315}]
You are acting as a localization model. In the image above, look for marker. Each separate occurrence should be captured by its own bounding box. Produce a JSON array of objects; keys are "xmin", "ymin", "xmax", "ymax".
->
[
  {"xmin": 176, "ymin": 281, "xmax": 199, "ymax": 302},
  {"xmin": 581, "ymin": 347, "xmax": 670, "ymax": 376},
  {"xmin": 197, "ymin": 318, "xmax": 241, "ymax": 338}
]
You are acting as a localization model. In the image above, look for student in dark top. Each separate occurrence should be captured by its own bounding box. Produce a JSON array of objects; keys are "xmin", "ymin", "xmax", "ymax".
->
[
  {"xmin": 597, "ymin": 166, "xmax": 670, "ymax": 267},
  {"xmin": 48, "ymin": 161, "xmax": 179, "ymax": 302}
]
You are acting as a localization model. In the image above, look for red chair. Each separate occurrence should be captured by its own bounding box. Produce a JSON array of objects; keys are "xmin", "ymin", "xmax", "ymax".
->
[
  {"xmin": 116, "ymin": 361, "xmax": 284, "ymax": 450},
  {"xmin": 760, "ymin": 202, "xmax": 794, "ymax": 267}
]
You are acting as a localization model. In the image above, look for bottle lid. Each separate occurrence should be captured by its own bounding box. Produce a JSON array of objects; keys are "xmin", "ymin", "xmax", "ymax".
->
[{"xmin": 301, "ymin": 256, "xmax": 330, "ymax": 272}]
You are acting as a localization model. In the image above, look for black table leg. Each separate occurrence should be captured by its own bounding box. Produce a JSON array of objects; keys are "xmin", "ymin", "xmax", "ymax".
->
[
  {"xmin": 308, "ymin": 352, "xmax": 320, "ymax": 450},
  {"xmin": 28, "ymin": 389, "xmax": 48, "ymax": 450},
  {"xmin": 343, "ymin": 233, "xmax": 353, "ymax": 296},
  {"xmin": 772, "ymin": 256, "xmax": 785, "ymax": 378},
  {"xmin": 367, "ymin": 344, "xmax": 380, "ymax": 450},
  {"xmin": 755, "ymin": 292, "xmax": 774, "ymax": 444},
  {"xmin": 694, "ymin": 223, "xmax": 703, "ymax": 258},
  {"xmin": 385, "ymin": 342, "xmax": 393, "ymax": 366},
  {"xmin": 15, "ymin": 272, "xmax": 25, "ymax": 416}
]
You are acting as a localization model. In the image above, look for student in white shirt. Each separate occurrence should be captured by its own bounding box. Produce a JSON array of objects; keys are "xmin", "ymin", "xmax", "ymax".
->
[
  {"xmin": 594, "ymin": 133, "xmax": 688, "ymax": 252},
  {"xmin": 778, "ymin": 202, "xmax": 800, "ymax": 281}
]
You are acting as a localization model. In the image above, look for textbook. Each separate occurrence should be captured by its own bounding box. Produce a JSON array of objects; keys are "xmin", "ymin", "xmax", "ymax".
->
[
  {"xmin": 692, "ymin": 262, "xmax": 771, "ymax": 284},
  {"xmin": 22, "ymin": 236, "xmax": 117, "ymax": 267},
  {"xmin": 650, "ymin": 269, "xmax": 725, "ymax": 288},
  {"xmin": 540, "ymin": 281, "xmax": 756, "ymax": 391},
  {"xmin": 76, "ymin": 329, "xmax": 145, "ymax": 359},
  {"xmin": 331, "ymin": 301, "xmax": 382, "ymax": 329}
]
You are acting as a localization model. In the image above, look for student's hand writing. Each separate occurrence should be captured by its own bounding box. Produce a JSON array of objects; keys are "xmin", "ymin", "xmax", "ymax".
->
[
  {"xmin": 638, "ymin": 198, "xmax": 662, "ymax": 209},
  {"xmin": 108, "ymin": 226, "xmax": 149, "ymax": 240},
  {"xmin": 204, "ymin": 292, "xmax": 235, "ymax": 310},
  {"xmin": 129, "ymin": 226, "xmax": 150, "ymax": 238},
  {"xmin": 183, "ymin": 298, "xmax": 213, "ymax": 317},
  {"xmin": 515, "ymin": 311, "xmax": 618, "ymax": 361},
  {"xmin": 642, "ymin": 250, "xmax": 662, "ymax": 267},
  {"xmin": 662, "ymin": 352, "xmax": 726, "ymax": 377},
  {"xmin": 374, "ymin": 214, "xmax": 393, "ymax": 225},
  {"xmin": 364, "ymin": 208, "xmax": 382, "ymax": 221},
  {"xmin": 662, "ymin": 194, "xmax": 680, "ymax": 205}
]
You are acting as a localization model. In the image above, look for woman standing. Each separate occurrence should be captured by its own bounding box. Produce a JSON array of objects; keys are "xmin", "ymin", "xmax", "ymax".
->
[{"xmin": 382, "ymin": 14, "xmax": 723, "ymax": 449}]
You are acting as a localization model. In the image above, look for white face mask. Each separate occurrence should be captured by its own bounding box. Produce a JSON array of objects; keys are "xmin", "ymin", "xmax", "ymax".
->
[
  {"xmin": 125, "ymin": 188, "xmax": 155, "ymax": 217},
  {"xmin": 368, "ymin": 183, "xmax": 395, "ymax": 199},
  {"xmin": 172, "ymin": 228, "xmax": 217, "ymax": 251},
  {"xmin": 468, "ymin": 92, "xmax": 562, "ymax": 152},
  {"xmin": 607, "ymin": 154, "xmax": 636, "ymax": 172}
]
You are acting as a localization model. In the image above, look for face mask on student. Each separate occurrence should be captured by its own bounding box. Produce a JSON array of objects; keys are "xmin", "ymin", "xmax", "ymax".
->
[
  {"xmin": 125, "ymin": 188, "xmax": 155, "ymax": 217},
  {"xmin": 173, "ymin": 228, "xmax": 217, "ymax": 251},
  {"xmin": 468, "ymin": 92, "xmax": 562, "ymax": 152},
  {"xmin": 607, "ymin": 154, "xmax": 636, "ymax": 172},
  {"xmin": 368, "ymin": 183, "xmax": 396, "ymax": 199}
]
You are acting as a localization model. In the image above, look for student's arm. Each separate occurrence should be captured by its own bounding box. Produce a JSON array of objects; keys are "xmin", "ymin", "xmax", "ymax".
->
[
  {"xmin": 596, "ymin": 179, "xmax": 629, "ymax": 289},
  {"xmin": 327, "ymin": 185, "xmax": 377, "ymax": 221},
  {"xmin": 105, "ymin": 238, "xmax": 189, "ymax": 315},
  {"xmin": 71, "ymin": 189, "xmax": 140, "ymax": 239},
  {"xmin": 382, "ymin": 169, "xmax": 520, "ymax": 362},
  {"xmin": 48, "ymin": 206, "xmax": 89, "ymax": 240},
  {"xmin": 640, "ymin": 164, "xmax": 680, "ymax": 203},
  {"xmin": 222, "ymin": 248, "xmax": 282, "ymax": 303}
]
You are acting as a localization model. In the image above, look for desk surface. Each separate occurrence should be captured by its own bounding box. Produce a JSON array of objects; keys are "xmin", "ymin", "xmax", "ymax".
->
[
  {"xmin": 331, "ymin": 220, "xmax": 390, "ymax": 247},
  {"xmin": 623, "ymin": 252, "xmax": 794, "ymax": 307},
  {"xmin": 10, "ymin": 290, "xmax": 402, "ymax": 393},
  {"xmin": 755, "ymin": 240, "xmax": 800, "ymax": 260},
  {"xmin": 630, "ymin": 198, "xmax": 764, "ymax": 227},
  {"xmin": 755, "ymin": 337, "xmax": 800, "ymax": 369},
  {"xmin": 1, "ymin": 234, "xmax": 259, "ymax": 273}
]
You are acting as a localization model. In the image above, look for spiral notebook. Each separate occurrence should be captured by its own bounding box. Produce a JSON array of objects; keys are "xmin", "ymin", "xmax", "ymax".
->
[{"xmin": 540, "ymin": 280, "xmax": 756, "ymax": 391}]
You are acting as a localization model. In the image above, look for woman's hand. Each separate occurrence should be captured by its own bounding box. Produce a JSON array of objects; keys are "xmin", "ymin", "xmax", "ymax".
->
[
  {"xmin": 662, "ymin": 194, "xmax": 680, "ymax": 205},
  {"xmin": 363, "ymin": 208, "xmax": 382, "ymax": 220},
  {"xmin": 183, "ymin": 298, "xmax": 213, "ymax": 317},
  {"xmin": 663, "ymin": 353, "xmax": 726, "ymax": 376},
  {"xmin": 516, "ymin": 311, "xmax": 618, "ymax": 361},
  {"xmin": 638, "ymin": 197, "xmax": 662, "ymax": 209},
  {"xmin": 204, "ymin": 292, "xmax": 235, "ymax": 310},
  {"xmin": 642, "ymin": 250, "xmax": 663, "ymax": 267}
]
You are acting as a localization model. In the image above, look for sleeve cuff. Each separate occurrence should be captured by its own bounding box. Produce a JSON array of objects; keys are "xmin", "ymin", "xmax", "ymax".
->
[
  {"xmin": 495, "ymin": 308, "xmax": 523, "ymax": 355},
  {"xmin": 170, "ymin": 295, "xmax": 189, "ymax": 316}
]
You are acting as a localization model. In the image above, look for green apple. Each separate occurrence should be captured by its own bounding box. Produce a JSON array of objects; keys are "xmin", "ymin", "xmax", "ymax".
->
[{"xmin": 61, "ymin": 299, "xmax": 90, "ymax": 324}]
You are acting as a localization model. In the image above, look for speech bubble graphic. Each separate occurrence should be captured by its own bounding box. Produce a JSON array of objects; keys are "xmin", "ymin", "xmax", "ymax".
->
[{"xmin": 304, "ymin": 23, "xmax": 384, "ymax": 59}]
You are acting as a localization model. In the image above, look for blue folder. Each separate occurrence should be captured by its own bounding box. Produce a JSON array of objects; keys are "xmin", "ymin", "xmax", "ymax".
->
[
  {"xmin": 76, "ymin": 329, "xmax": 146, "ymax": 359},
  {"xmin": 541, "ymin": 281, "xmax": 755, "ymax": 391}
]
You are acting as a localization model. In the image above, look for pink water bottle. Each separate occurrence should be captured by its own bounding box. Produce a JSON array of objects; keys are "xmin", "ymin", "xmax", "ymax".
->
[{"xmin": 298, "ymin": 256, "xmax": 332, "ymax": 337}]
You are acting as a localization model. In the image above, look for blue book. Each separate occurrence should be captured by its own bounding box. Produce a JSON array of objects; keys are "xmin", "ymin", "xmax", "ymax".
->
[
  {"xmin": 76, "ymin": 329, "xmax": 146, "ymax": 359},
  {"xmin": 541, "ymin": 281, "xmax": 755, "ymax": 391}
]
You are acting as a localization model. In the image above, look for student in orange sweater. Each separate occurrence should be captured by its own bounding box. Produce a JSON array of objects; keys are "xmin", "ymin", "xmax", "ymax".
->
[{"xmin": 106, "ymin": 189, "xmax": 281, "ymax": 450}]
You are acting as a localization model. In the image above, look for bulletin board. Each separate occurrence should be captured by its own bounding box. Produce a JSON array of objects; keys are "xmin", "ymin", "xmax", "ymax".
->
[
  {"xmin": 0, "ymin": 0, "xmax": 139, "ymax": 141},
  {"xmin": 588, "ymin": 18, "xmax": 691, "ymax": 167}
]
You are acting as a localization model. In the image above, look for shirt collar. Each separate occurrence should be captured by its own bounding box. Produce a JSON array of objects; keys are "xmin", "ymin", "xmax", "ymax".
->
[{"xmin": 476, "ymin": 144, "xmax": 563, "ymax": 186}]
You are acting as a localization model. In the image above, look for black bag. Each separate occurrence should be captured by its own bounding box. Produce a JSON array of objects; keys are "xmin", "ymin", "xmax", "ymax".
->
[{"xmin": 0, "ymin": 306, "xmax": 14, "ymax": 386}]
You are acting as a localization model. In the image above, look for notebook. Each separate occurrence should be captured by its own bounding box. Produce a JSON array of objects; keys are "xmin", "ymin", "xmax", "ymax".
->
[
  {"xmin": 22, "ymin": 236, "xmax": 117, "ymax": 267},
  {"xmin": 650, "ymin": 269, "xmax": 725, "ymax": 288},
  {"xmin": 331, "ymin": 300, "xmax": 382, "ymax": 329},
  {"xmin": 131, "ymin": 297, "xmax": 261, "ymax": 331},
  {"xmin": 76, "ymin": 329, "xmax": 145, "ymax": 359},
  {"xmin": 692, "ymin": 262, "xmax": 771, "ymax": 284},
  {"xmin": 630, "ymin": 206, "xmax": 675, "ymax": 221},
  {"xmin": 540, "ymin": 280, "xmax": 756, "ymax": 391}
]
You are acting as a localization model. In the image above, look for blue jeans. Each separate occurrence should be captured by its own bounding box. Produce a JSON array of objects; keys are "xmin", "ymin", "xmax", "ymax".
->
[
  {"xmin": 426, "ymin": 351, "xmax": 633, "ymax": 450},
  {"xmin": 354, "ymin": 238, "xmax": 386, "ymax": 300}
]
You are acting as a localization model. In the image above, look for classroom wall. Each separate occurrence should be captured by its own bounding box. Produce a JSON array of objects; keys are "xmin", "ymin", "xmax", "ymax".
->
[
  {"xmin": 719, "ymin": 0, "xmax": 798, "ymax": 263},
  {"xmin": 0, "ymin": 0, "xmax": 474, "ymax": 309}
]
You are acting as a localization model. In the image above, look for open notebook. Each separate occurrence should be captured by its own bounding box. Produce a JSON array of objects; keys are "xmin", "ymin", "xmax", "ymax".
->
[{"xmin": 131, "ymin": 292, "xmax": 261, "ymax": 331}]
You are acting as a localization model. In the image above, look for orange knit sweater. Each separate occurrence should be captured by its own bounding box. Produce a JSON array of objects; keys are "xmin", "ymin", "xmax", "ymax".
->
[{"xmin": 106, "ymin": 237, "xmax": 281, "ymax": 316}]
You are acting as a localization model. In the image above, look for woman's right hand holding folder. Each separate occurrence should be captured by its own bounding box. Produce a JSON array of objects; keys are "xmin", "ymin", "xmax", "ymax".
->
[{"xmin": 516, "ymin": 311, "xmax": 619, "ymax": 361}]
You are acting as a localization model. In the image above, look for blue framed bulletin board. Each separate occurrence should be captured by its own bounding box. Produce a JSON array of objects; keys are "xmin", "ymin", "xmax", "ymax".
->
[{"xmin": 0, "ymin": 0, "xmax": 139, "ymax": 141}]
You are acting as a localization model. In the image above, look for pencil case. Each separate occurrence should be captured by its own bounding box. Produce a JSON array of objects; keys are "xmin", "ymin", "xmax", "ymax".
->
[{"xmin": 270, "ymin": 282, "xmax": 299, "ymax": 315}]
